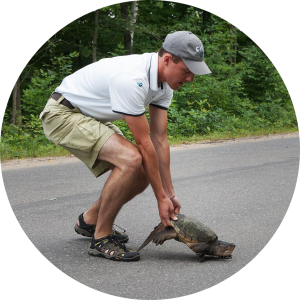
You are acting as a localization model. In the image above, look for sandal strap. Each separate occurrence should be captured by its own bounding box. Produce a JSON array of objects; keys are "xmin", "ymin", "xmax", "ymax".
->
[
  {"xmin": 93, "ymin": 234, "xmax": 129, "ymax": 254},
  {"xmin": 76, "ymin": 213, "xmax": 129, "ymax": 243},
  {"xmin": 88, "ymin": 234, "xmax": 140, "ymax": 261},
  {"xmin": 113, "ymin": 223, "xmax": 126, "ymax": 233}
]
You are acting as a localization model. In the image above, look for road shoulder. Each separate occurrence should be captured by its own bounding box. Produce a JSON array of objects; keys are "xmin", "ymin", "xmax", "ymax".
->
[{"xmin": 1, "ymin": 132, "xmax": 298, "ymax": 171}]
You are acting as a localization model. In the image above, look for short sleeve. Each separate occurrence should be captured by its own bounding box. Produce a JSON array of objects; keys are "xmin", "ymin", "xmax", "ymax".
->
[
  {"xmin": 109, "ymin": 73, "xmax": 148, "ymax": 116},
  {"xmin": 149, "ymin": 84, "xmax": 173, "ymax": 110}
]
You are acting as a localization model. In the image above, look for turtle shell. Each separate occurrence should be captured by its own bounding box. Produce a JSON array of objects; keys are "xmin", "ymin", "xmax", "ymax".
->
[{"xmin": 170, "ymin": 214, "xmax": 218, "ymax": 243}]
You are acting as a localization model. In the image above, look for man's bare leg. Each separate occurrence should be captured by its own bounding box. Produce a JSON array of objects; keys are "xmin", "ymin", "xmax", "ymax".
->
[
  {"xmin": 82, "ymin": 134, "xmax": 149, "ymax": 239},
  {"xmin": 82, "ymin": 166, "xmax": 148, "ymax": 226}
]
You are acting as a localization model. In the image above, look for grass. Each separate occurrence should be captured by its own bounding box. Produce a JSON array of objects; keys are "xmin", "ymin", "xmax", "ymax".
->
[
  {"xmin": 168, "ymin": 127, "xmax": 299, "ymax": 145},
  {"xmin": 0, "ymin": 126, "xmax": 298, "ymax": 162}
]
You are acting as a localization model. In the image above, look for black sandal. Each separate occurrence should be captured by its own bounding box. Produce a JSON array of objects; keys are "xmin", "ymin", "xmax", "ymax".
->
[
  {"xmin": 74, "ymin": 213, "xmax": 129, "ymax": 243},
  {"xmin": 88, "ymin": 234, "xmax": 140, "ymax": 261}
]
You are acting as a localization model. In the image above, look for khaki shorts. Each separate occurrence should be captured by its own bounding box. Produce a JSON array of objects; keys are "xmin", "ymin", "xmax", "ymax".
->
[{"xmin": 39, "ymin": 96, "xmax": 124, "ymax": 177}]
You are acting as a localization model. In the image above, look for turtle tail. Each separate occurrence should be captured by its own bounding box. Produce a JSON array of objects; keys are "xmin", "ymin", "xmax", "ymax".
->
[{"xmin": 137, "ymin": 223, "xmax": 165, "ymax": 251}]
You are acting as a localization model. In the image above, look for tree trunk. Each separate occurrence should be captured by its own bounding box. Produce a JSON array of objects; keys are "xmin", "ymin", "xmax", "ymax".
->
[
  {"xmin": 130, "ymin": 1, "xmax": 139, "ymax": 52},
  {"xmin": 16, "ymin": 77, "xmax": 21, "ymax": 125},
  {"xmin": 120, "ymin": 3, "xmax": 131, "ymax": 55},
  {"xmin": 93, "ymin": 10, "xmax": 99, "ymax": 62},
  {"xmin": 203, "ymin": 10, "xmax": 211, "ymax": 25},
  {"xmin": 12, "ymin": 76, "xmax": 21, "ymax": 125}
]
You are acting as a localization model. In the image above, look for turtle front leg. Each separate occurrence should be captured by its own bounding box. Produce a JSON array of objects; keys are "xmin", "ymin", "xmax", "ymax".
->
[
  {"xmin": 196, "ymin": 252, "xmax": 206, "ymax": 263},
  {"xmin": 187, "ymin": 242, "xmax": 210, "ymax": 262},
  {"xmin": 152, "ymin": 227, "xmax": 178, "ymax": 245}
]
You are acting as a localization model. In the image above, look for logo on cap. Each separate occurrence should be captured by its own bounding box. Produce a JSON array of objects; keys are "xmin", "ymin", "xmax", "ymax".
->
[
  {"xmin": 195, "ymin": 45, "xmax": 204, "ymax": 61},
  {"xmin": 137, "ymin": 82, "xmax": 143, "ymax": 87}
]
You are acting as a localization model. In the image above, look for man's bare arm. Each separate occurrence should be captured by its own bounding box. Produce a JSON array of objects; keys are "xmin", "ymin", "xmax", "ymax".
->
[
  {"xmin": 149, "ymin": 105, "xmax": 181, "ymax": 213},
  {"xmin": 124, "ymin": 114, "xmax": 177, "ymax": 227}
]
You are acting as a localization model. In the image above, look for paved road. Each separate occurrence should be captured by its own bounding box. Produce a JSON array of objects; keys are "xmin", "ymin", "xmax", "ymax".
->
[{"xmin": 2, "ymin": 135, "xmax": 299, "ymax": 299}]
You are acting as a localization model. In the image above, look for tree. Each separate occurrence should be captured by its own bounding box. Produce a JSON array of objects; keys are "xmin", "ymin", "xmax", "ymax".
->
[
  {"xmin": 230, "ymin": 24, "xmax": 237, "ymax": 64},
  {"xmin": 203, "ymin": 10, "xmax": 211, "ymax": 26},
  {"xmin": 2, "ymin": 1, "xmax": 294, "ymax": 136},
  {"xmin": 130, "ymin": 1, "xmax": 139, "ymax": 53},
  {"xmin": 93, "ymin": 9, "xmax": 100, "ymax": 62},
  {"xmin": 11, "ymin": 76, "xmax": 21, "ymax": 125},
  {"xmin": 121, "ymin": 1, "xmax": 139, "ymax": 55},
  {"xmin": 120, "ymin": 1, "xmax": 132, "ymax": 55}
]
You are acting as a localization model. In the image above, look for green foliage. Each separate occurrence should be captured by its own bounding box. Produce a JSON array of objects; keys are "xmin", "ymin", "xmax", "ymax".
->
[
  {"xmin": 168, "ymin": 14, "xmax": 297, "ymax": 136},
  {"xmin": 239, "ymin": 44, "xmax": 291, "ymax": 106},
  {"xmin": 1, "ymin": 1, "xmax": 297, "ymax": 160},
  {"xmin": 1, "ymin": 51, "xmax": 79, "ymax": 159},
  {"xmin": 0, "ymin": 115, "xmax": 67, "ymax": 159},
  {"xmin": 21, "ymin": 51, "xmax": 79, "ymax": 116},
  {"xmin": 107, "ymin": 43, "xmax": 127, "ymax": 57},
  {"xmin": 113, "ymin": 119, "xmax": 134, "ymax": 142}
]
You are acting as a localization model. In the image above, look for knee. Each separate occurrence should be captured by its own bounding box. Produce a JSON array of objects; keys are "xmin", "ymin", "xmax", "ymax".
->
[{"xmin": 123, "ymin": 148, "xmax": 143, "ymax": 173}]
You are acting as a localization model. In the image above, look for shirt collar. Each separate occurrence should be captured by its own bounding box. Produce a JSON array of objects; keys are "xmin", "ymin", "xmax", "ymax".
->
[{"xmin": 149, "ymin": 53, "xmax": 161, "ymax": 91}]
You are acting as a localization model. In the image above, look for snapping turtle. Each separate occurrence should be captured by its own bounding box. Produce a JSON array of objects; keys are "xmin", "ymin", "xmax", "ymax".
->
[{"xmin": 138, "ymin": 214, "xmax": 235, "ymax": 262}]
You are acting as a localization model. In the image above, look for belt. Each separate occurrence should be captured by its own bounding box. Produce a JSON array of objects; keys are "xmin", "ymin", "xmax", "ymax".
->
[{"xmin": 51, "ymin": 92, "xmax": 75, "ymax": 109}]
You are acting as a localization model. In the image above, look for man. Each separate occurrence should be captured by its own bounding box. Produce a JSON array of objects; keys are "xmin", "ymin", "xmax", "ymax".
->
[{"xmin": 40, "ymin": 31, "xmax": 211, "ymax": 262}]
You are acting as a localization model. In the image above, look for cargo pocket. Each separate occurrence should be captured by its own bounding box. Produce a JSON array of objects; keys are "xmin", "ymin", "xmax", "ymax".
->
[
  {"xmin": 103, "ymin": 122, "xmax": 124, "ymax": 136},
  {"xmin": 58, "ymin": 123, "xmax": 98, "ymax": 152}
]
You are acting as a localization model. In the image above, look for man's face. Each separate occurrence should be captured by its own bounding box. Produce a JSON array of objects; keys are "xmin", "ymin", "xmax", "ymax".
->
[{"xmin": 164, "ymin": 57, "xmax": 195, "ymax": 90}]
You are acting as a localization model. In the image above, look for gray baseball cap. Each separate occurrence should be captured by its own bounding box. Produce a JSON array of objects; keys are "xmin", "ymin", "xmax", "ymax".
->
[{"xmin": 162, "ymin": 31, "xmax": 211, "ymax": 75}]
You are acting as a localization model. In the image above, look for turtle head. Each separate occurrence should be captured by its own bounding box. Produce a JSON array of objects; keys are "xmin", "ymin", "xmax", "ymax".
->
[{"xmin": 210, "ymin": 240, "xmax": 235, "ymax": 258}]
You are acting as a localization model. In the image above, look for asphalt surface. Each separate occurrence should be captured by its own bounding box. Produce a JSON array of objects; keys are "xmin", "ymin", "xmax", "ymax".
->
[{"xmin": 2, "ymin": 135, "xmax": 299, "ymax": 299}]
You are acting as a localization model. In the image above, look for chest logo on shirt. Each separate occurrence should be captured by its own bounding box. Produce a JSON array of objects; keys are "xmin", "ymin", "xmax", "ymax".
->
[{"xmin": 137, "ymin": 82, "xmax": 143, "ymax": 87}]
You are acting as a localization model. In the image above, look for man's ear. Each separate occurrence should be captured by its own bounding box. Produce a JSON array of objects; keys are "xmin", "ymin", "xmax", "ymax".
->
[{"xmin": 163, "ymin": 53, "xmax": 172, "ymax": 66}]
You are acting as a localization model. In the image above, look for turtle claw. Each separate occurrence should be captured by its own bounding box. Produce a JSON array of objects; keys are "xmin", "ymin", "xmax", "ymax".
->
[{"xmin": 220, "ymin": 255, "xmax": 232, "ymax": 259}]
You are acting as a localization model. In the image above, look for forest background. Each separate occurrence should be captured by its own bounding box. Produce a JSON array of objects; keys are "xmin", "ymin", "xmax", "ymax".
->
[{"xmin": 0, "ymin": 0, "xmax": 298, "ymax": 160}]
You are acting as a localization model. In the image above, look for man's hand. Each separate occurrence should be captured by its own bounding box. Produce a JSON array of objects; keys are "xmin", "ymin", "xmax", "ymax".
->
[
  {"xmin": 158, "ymin": 197, "xmax": 178, "ymax": 227},
  {"xmin": 170, "ymin": 196, "xmax": 181, "ymax": 214}
]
